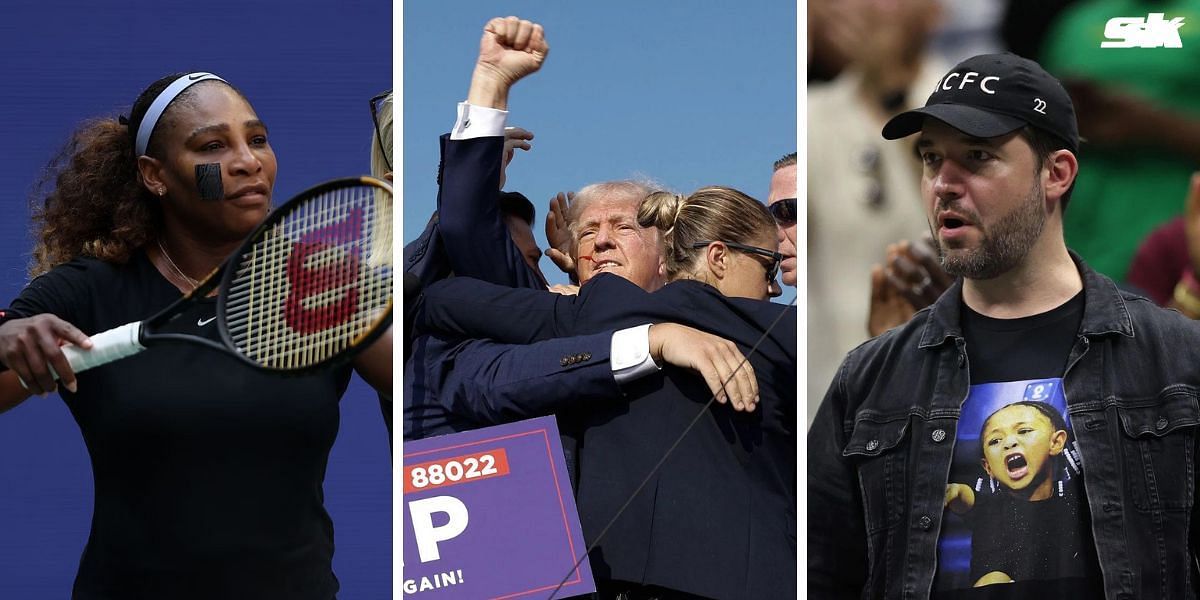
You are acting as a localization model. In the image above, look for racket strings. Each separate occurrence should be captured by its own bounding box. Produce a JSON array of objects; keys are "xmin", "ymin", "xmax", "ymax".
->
[{"xmin": 224, "ymin": 183, "xmax": 393, "ymax": 369}]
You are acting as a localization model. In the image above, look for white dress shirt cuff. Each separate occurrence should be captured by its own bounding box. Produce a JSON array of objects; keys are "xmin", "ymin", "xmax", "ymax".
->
[
  {"xmin": 611, "ymin": 324, "xmax": 661, "ymax": 386},
  {"xmin": 451, "ymin": 102, "xmax": 508, "ymax": 139}
]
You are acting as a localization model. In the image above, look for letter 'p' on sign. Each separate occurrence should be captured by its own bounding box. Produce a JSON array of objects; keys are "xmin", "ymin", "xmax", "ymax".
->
[{"xmin": 409, "ymin": 495, "xmax": 470, "ymax": 563}]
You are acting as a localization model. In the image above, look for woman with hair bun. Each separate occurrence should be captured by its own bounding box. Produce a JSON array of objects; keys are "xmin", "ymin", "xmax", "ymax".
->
[
  {"xmin": 0, "ymin": 72, "xmax": 390, "ymax": 599},
  {"xmin": 418, "ymin": 185, "xmax": 796, "ymax": 599},
  {"xmin": 637, "ymin": 186, "xmax": 784, "ymax": 300}
]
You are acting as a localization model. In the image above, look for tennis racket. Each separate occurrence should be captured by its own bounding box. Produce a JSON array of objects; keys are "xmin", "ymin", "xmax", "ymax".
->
[{"xmin": 45, "ymin": 175, "xmax": 393, "ymax": 380}]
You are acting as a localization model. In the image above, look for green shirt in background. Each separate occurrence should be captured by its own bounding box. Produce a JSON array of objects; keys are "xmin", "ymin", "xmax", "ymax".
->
[{"xmin": 1040, "ymin": 0, "xmax": 1200, "ymax": 281}]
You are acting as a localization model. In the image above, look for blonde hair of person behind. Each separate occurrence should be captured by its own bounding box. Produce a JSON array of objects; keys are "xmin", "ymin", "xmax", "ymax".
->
[
  {"xmin": 370, "ymin": 92, "xmax": 393, "ymax": 179},
  {"xmin": 637, "ymin": 185, "xmax": 775, "ymax": 280},
  {"xmin": 368, "ymin": 92, "xmax": 393, "ymax": 267}
]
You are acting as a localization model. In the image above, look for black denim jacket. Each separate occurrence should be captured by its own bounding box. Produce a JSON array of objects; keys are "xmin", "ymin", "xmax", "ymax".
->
[{"xmin": 809, "ymin": 255, "xmax": 1200, "ymax": 599}]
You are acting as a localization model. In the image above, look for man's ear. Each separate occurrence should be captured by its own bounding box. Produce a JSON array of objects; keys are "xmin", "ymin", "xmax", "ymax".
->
[
  {"xmin": 137, "ymin": 155, "xmax": 167, "ymax": 197},
  {"xmin": 1044, "ymin": 149, "xmax": 1078, "ymax": 211},
  {"xmin": 980, "ymin": 458, "xmax": 992, "ymax": 478}
]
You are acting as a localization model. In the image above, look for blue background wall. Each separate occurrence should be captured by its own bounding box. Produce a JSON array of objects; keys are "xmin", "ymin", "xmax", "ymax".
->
[{"xmin": 0, "ymin": 1, "xmax": 392, "ymax": 597}]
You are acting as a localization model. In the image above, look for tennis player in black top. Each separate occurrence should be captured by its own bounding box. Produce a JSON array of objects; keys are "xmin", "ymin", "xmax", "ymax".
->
[{"xmin": 0, "ymin": 73, "xmax": 391, "ymax": 599}]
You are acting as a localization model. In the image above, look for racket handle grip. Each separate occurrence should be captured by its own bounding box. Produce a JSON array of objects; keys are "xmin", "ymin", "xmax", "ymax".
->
[
  {"xmin": 18, "ymin": 322, "xmax": 145, "ymax": 390},
  {"xmin": 61, "ymin": 322, "xmax": 145, "ymax": 376}
]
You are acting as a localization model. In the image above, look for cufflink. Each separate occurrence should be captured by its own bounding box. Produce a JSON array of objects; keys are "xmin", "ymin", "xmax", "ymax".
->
[{"xmin": 560, "ymin": 353, "xmax": 592, "ymax": 367}]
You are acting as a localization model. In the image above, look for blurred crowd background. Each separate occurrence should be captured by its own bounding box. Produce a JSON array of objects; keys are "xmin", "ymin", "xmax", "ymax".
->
[{"xmin": 806, "ymin": 0, "xmax": 1200, "ymax": 423}]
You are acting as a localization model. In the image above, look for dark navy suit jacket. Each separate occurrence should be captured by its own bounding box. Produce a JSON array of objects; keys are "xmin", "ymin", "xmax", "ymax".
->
[
  {"xmin": 419, "ymin": 274, "xmax": 798, "ymax": 600},
  {"xmin": 402, "ymin": 134, "xmax": 543, "ymax": 298},
  {"xmin": 402, "ymin": 135, "xmax": 613, "ymax": 444}
]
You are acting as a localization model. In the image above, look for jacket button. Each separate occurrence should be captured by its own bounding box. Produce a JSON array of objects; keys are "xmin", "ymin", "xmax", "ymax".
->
[
  {"xmin": 931, "ymin": 429, "xmax": 947, "ymax": 443},
  {"xmin": 581, "ymin": 352, "xmax": 591, "ymax": 361},
  {"xmin": 917, "ymin": 515, "xmax": 933, "ymax": 530},
  {"xmin": 866, "ymin": 439, "xmax": 880, "ymax": 451},
  {"xmin": 560, "ymin": 357, "xmax": 570, "ymax": 367},
  {"xmin": 1156, "ymin": 417, "xmax": 1169, "ymax": 431}
]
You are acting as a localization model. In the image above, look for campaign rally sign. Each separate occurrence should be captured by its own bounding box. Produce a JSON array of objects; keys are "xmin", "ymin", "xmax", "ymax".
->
[{"xmin": 402, "ymin": 416, "xmax": 596, "ymax": 598}]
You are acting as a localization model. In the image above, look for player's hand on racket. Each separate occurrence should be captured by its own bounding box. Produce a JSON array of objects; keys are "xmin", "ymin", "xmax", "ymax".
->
[
  {"xmin": 475, "ymin": 16, "xmax": 548, "ymax": 90},
  {"xmin": 0, "ymin": 314, "xmax": 92, "ymax": 395},
  {"xmin": 649, "ymin": 323, "xmax": 759, "ymax": 412},
  {"xmin": 545, "ymin": 191, "xmax": 576, "ymax": 276}
]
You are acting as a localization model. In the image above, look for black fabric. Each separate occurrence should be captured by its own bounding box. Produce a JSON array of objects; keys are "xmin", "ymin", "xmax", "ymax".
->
[
  {"xmin": 596, "ymin": 579, "xmax": 716, "ymax": 599},
  {"xmin": 961, "ymin": 291, "xmax": 1083, "ymax": 384},
  {"xmin": 966, "ymin": 490, "xmax": 1091, "ymax": 584},
  {"xmin": 8, "ymin": 252, "xmax": 351, "ymax": 600}
]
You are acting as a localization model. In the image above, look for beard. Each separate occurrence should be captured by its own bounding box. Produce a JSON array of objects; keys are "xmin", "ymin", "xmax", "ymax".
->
[{"xmin": 931, "ymin": 181, "xmax": 1047, "ymax": 280}]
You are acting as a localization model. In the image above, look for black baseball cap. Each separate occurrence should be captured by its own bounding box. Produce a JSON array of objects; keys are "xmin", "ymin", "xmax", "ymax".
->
[{"xmin": 882, "ymin": 53, "xmax": 1078, "ymax": 152}]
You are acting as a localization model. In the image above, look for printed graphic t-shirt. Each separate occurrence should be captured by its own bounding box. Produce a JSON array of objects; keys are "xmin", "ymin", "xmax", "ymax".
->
[{"xmin": 932, "ymin": 292, "xmax": 1105, "ymax": 598}]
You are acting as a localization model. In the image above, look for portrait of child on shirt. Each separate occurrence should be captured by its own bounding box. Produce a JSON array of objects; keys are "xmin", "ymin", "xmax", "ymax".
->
[{"xmin": 945, "ymin": 400, "xmax": 1075, "ymax": 587}]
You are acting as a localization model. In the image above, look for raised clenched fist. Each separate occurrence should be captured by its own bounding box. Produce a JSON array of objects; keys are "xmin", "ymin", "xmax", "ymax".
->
[{"xmin": 475, "ymin": 16, "xmax": 549, "ymax": 88}]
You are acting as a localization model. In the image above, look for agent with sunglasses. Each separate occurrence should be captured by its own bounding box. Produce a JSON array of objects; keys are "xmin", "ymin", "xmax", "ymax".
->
[
  {"xmin": 417, "ymin": 185, "xmax": 797, "ymax": 599},
  {"xmin": 768, "ymin": 152, "xmax": 798, "ymax": 288}
]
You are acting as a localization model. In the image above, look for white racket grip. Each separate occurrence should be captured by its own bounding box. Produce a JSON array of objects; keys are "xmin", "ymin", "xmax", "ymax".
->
[{"xmin": 61, "ymin": 322, "xmax": 146, "ymax": 376}]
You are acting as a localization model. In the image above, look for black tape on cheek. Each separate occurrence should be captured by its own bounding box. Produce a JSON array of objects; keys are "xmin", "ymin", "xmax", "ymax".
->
[{"xmin": 195, "ymin": 163, "xmax": 224, "ymax": 201}]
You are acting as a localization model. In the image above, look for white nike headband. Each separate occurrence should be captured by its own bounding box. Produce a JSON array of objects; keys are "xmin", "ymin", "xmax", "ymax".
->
[{"xmin": 134, "ymin": 72, "xmax": 228, "ymax": 156}]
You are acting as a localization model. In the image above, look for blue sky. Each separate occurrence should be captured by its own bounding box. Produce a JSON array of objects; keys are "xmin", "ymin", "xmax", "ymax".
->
[{"xmin": 402, "ymin": 1, "xmax": 797, "ymax": 295}]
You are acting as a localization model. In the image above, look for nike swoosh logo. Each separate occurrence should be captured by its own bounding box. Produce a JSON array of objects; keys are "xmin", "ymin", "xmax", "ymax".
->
[
  {"xmin": 197, "ymin": 317, "xmax": 217, "ymax": 326},
  {"xmin": 188, "ymin": 73, "xmax": 208, "ymax": 80}
]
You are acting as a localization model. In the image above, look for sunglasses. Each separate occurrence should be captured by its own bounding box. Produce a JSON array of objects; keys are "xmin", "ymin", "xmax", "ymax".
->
[
  {"xmin": 691, "ymin": 241, "xmax": 782, "ymax": 283},
  {"xmin": 369, "ymin": 90, "xmax": 392, "ymax": 171},
  {"xmin": 768, "ymin": 198, "xmax": 797, "ymax": 225}
]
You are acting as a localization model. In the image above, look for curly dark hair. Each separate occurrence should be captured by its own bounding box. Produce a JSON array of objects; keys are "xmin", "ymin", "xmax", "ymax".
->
[{"xmin": 28, "ymin": 73, "xmax": 239, "ymax": 276}]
